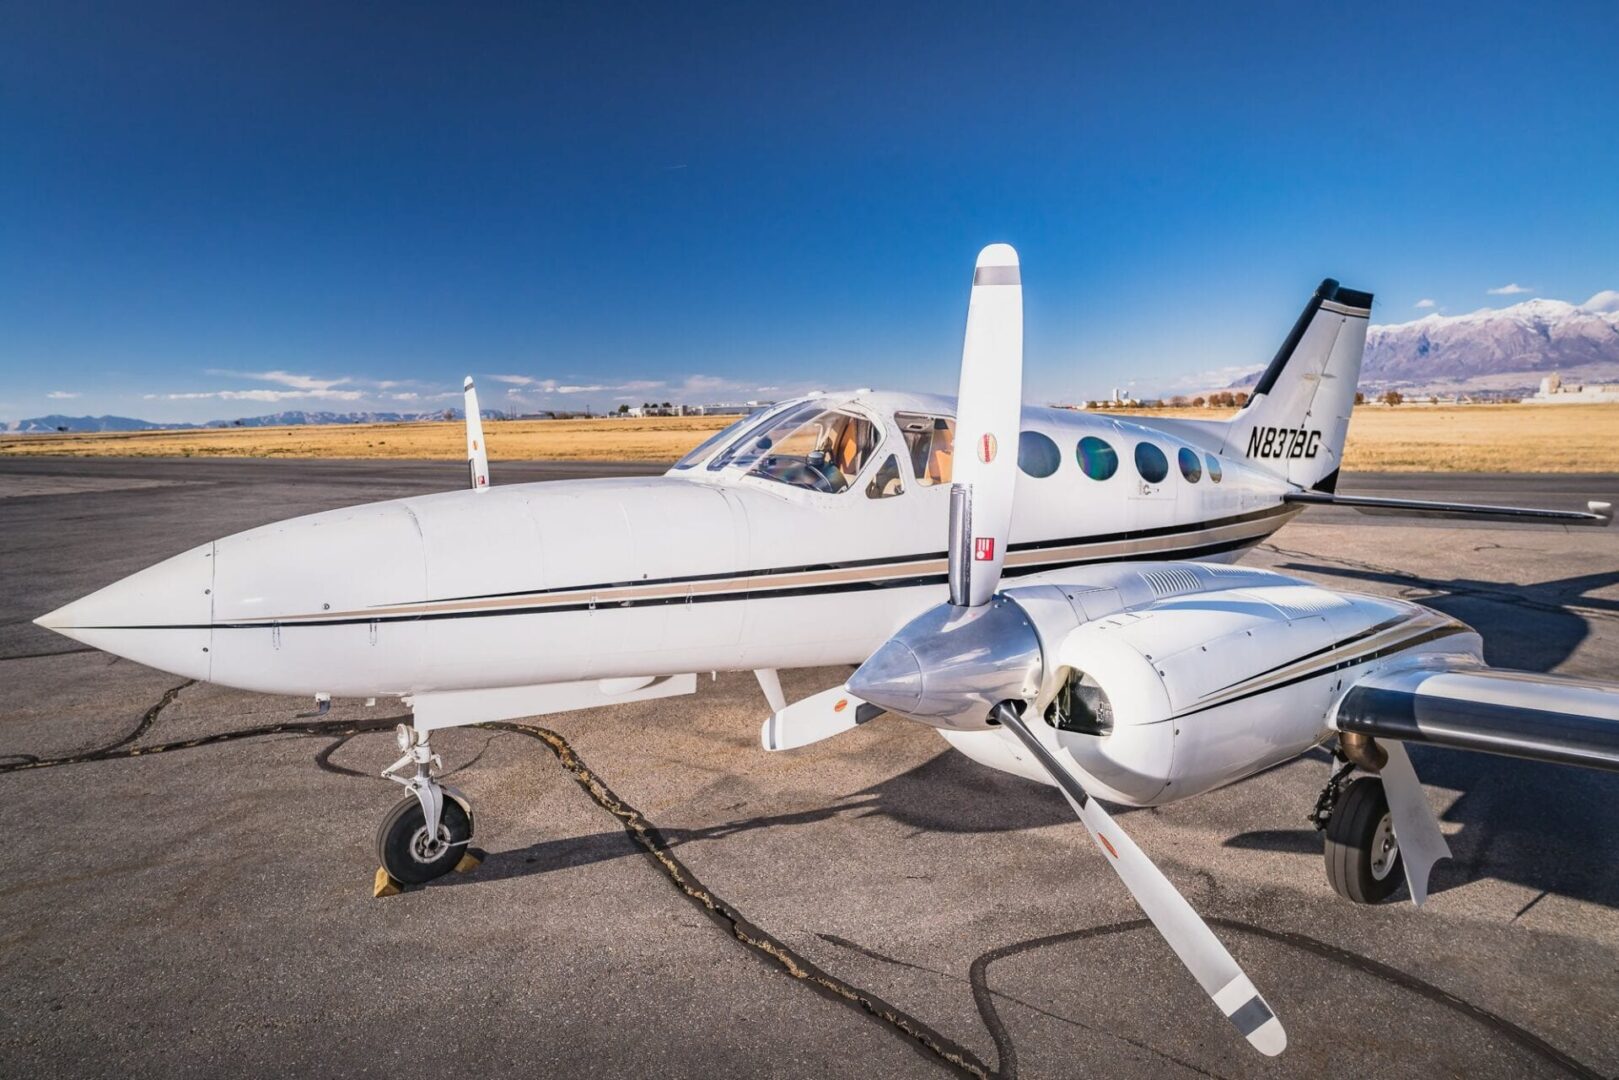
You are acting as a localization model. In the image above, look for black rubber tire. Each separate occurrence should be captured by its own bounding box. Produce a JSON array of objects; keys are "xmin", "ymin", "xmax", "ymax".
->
[
  {"xmin": 376, "ymin": 794, "xmax": 472, "ymax": 885},
  {"xmin": 1323, "ymin": 777, "xmax": 1403, "ymax": 904}
]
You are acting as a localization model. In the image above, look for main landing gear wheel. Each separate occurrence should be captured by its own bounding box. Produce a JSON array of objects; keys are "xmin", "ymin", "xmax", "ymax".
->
[
  {"xmin": 1324, "ymin": 777, "xmax": 1403, "ymax": 904},
  {"xmin": 376, "ymin": 794, "xmax": 472, "ymax": 885}
]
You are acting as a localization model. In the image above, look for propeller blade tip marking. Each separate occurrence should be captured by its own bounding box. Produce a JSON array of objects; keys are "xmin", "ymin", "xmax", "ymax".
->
[
  {"xmin": 975, "ymin": 243, "xmax": 1020, "ymax": 268},
  {"xmin": 972, "ymin": 264, "xmax": 1021, "ymax": 287},
  {"xmin": 1215, "ymin": 975, "xmax": 1286, "ymax": 1055}
]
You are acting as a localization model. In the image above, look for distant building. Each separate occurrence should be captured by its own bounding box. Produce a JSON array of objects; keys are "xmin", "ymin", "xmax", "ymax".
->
[
  {"xmin": 621, "ymin": 401, "xmax": 772, "ymax": 418},
  {"xmin": 1080, "ymin": 388, "xmax": 1137, "ymax": 409},
  {"xmin": 1527, "ymin": 373, "xmax": 1619, "ymax": 404}
]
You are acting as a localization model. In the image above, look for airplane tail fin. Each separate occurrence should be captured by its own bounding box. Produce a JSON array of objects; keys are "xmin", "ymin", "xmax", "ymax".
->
[{"xmin": 1219, "ymin": 279, "xmax": 1372, "ymax": 492}]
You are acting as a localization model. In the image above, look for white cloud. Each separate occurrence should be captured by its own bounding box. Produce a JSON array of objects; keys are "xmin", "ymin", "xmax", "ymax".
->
[
  {"xmin": 205, "ymin": 368, "xmax": 354, "ymax": 392},
  {"xmin": 1162, "ymin": 364, "xmax": 1264, "ymax": 392},
  {"xmin": 556, "ymin": 384, "xmax": 608, "ymax": 394},
  {"xmin": 489, "ymin": 374, "xmax": 537, "ymax": 385},
  {"xmin": 615, "ymin": 379, "xmax": 666, "ymax": 392},
  {"xmin": 46, "ymin": 390, "xmax": 80, "ymax": 399},
  {"xmin": 1581, "ymin": 289, "xmax": 1619, "ymax": 313},
  {"xmin": 150, "ymin": 389, "xmax": 364, "ymax": 403},
  {"xmin": 1413, "ymin": 298, "xmax": 1436, "ymax": 309},
  {"xmin": 1486, "ymin": 283, "xmax": 1533, "ymax": 296}
]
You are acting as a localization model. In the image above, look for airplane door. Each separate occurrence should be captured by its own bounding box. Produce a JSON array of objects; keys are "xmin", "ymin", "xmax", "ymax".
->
[{"xmin": 1124, "ymin": 437, "xmax": 1181, "ymax": 529}]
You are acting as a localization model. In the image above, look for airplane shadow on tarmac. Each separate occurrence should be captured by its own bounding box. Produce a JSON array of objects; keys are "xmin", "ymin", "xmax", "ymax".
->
[
  {"xmin": 1229, "ymin": 561, "xmax": 1619, "ymax": 910},
  {"xmin": 437, "ymin": 745, "xmax": 1075, "ymax": 889}
]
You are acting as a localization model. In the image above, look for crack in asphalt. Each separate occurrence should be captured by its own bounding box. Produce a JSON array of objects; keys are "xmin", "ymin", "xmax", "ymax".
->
[
  {"xmin": 0, "ymin": 700, "xmax": 990, "ymax": 1078},
  {"xmin": 2, "ymin": 697, "xmax": 1607, "ymax": 1079},
  {"xmin": 0, "ymin": 698, "xmax": 405, "ymax": 776},
  {"xmin": 821, "ymin": 925, "xmax": 1232, "ymax": 1080},
  {"xmin": 483, "ymin": 721, "xmax": 993, "ymax": 1078},
  {"xmin": 0, "ymin": 678, "xmax": 196, "ymax": 773}
]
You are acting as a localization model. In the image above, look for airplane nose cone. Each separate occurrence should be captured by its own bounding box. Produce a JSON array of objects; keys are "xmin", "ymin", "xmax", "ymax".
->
[
  {"xmin": 34, "ymin": 543, "xmax": 215, "ymax": 680},
  {"xmin": 848, "ymin": 639, "xmax": 924, "ymax": 717}
]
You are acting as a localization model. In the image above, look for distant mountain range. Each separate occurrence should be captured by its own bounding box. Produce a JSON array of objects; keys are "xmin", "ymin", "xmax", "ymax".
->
[
  {"xmin": 2, "ymin": 409, "xmax": 501, "ymax": 434},
  {"xmin": 1234, "ymin": 291, "xmax": 1619, "ymax": 395}
]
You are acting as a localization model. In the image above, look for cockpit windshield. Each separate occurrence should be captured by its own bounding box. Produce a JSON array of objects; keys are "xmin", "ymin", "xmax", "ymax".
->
[
  {"xmin": 709, "ymin": 400, "xmax": 881, "ymax": 493},
  {"xmin": 672, "ymin": 410, "xmax": 776, "ymax": 470}
]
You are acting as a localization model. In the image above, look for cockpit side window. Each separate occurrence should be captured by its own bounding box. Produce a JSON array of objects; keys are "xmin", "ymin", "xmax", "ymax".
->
[
  {"xmin": 741, "ymin": 405, "xmax": 882, "ymax": 493},
  {"xmin": 895, "ymin": 412, "xmax": 955, "ymax": 486},
  {"xmin": 866, "ymin": 454, "xmax": 905, "ymax": 499}
]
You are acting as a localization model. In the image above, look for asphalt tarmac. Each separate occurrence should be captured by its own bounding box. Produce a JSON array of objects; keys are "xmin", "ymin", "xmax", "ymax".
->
[{"xmin": 3, "ymin": 456, "xmax": 1618, "ymax": 1079}]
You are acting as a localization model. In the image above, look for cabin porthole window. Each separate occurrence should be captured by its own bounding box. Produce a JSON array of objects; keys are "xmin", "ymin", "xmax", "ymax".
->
[
  {"xmin": 1134, "ymin": 442, "xmax": 1169, "ymax": 484},
  {"xmin": 1177, "ymin": 447, "xmax": 1202, "ymax": 483},
  {"xmin": 1017, "ymin": 431, "xmax": 1062, "ymax": 478},
  {"xmin": 1076, "ymin": 436, "xmax": 1118, "ymax": 481}
]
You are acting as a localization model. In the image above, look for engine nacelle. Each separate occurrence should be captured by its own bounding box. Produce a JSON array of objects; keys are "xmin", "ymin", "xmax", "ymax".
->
[{"xmin": 936, "ymin": 562, "xmax": 1485, "ymax": 807}]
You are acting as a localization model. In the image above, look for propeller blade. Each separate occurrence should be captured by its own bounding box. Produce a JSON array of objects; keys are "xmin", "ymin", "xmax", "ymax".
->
[
  {"xmin": 994, "ymin": 703, "xmax": 1286, "ymax": 1056},
  {"xmin": 464, "ymin": 376, "xmax": 490, "ymax": 492},
  {"xmin": 949, "ymin": 244, "xmax": 1023, "ymax": 606},
  {"xmin": 760, "ymin": 686, "xmax": 881, "ymax": 751}
]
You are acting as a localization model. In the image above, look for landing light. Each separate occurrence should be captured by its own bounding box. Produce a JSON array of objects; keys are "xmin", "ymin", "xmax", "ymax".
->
[{"xmin": 395, "ymin": 723, "xmax": 414, "ymax": 753}]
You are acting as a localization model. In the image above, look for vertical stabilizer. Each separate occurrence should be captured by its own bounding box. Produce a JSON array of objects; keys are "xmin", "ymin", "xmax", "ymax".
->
[{"xmin": 1221, "ymin": 280, "xmax": 1372, "ymax": 492}]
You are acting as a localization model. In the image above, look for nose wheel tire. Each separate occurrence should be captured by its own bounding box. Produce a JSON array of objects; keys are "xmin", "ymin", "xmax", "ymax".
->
[
  {"xmin": 377, "ymin": 794, "xmax": 472, "ymax": 885},
  {"xmin": 1323, "ymin": 776, "xmax": 1403, "ymax": 904}
]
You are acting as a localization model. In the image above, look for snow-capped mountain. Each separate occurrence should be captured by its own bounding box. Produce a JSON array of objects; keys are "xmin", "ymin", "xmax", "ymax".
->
[
  {"xmin": 2, "ymin": 414, "xmax": 183, "ymax": 433},
  {"xmin": 3, "ymin": 409, "xmax": 499, "ymax": 434},
  {"xmin": 1359, "ymin": 291, "xmax": 1619, "ymax": 393},
  {"xmin": 1223, "ymin": 291, "xmax": 1619, "ymax": 395}
]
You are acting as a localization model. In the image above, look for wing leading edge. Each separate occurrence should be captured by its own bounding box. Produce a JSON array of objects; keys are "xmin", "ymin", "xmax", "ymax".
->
[
  {"xmin": 1284, "ymin": 491, "xmax": 1613, "ymax": 527},
  {"xmin": 1335, "ymin": 660, "xmax": 1619, "ymax": 772}
]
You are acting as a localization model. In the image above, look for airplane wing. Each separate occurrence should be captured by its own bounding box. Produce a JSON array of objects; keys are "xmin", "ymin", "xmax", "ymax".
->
[
  {"xmin": 1283, "ymin": 490, "xmax": 1613, "ymax": 526},
  {"xmin": 1334, "ymin": 659, "xmax": 1619, "ymax": 771}
]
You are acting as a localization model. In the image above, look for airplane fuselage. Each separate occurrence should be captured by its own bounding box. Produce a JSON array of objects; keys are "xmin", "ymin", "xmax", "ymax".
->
[{"xmin": 42, "ymin": 391, "xmax": 1304, "ymax": 702}]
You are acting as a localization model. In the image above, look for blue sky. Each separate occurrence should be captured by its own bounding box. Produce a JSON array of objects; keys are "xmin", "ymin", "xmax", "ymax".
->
[{"xmin": 3, "ymin": 1, "xmax": 1617, "ymax": 422}]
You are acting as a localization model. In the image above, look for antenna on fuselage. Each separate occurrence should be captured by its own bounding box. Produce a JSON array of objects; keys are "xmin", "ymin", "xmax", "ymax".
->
[{"xmin": 464, "ymin": 376, "xmax": 490, "ymax": 493}]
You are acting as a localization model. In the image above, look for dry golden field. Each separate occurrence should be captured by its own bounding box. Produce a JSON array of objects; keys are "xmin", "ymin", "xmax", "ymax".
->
[{"xmin": 5, "ymin": 404, "xmax": 1619, "ymax": 472}]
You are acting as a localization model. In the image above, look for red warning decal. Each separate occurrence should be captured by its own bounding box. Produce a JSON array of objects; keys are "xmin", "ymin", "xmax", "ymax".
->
[
  {"xmin": 833, "ymin": 698, "xmax": 848, "ymax": 713},
  {"xmin": 974, "ymin": 536, "xmax": 995, "ymax": 561},
  {"xmin": 978, "ymin": 432, "xmax": 997, "ymax": 464},
  {"xmin": 1098, "ymin": 834, "xmax": 1118, "ymax": 859}
]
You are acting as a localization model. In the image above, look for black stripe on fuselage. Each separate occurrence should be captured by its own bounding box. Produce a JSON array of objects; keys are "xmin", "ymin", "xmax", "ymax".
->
[
  {"xmin": 1173, "ymin": 624, "xmax": 1472, "ymax": 719},
  {"xmin": 1199, "ymin": 613, "xmax": 1412, "ymax": 696}
]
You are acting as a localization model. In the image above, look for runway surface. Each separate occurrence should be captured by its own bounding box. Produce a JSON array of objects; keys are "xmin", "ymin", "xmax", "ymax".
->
[{"xmin": 3, "ymin": 456, "xmax": 1618, "ymax": 1078}]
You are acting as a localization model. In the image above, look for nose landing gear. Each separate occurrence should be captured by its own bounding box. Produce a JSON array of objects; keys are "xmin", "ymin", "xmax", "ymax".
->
[{"xmin": 375, "ymin": 724, "xmax": 479, "ymax": 895}]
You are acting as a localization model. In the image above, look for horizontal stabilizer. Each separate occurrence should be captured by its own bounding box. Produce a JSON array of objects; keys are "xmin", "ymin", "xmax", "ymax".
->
[
  {"xmin": 1335, "ymin": 660, "xmax": 1619, "ymax": 771},
  {"xmin": 1285, "ymin": 490, "xmax": 1613, "ymax": 527}
]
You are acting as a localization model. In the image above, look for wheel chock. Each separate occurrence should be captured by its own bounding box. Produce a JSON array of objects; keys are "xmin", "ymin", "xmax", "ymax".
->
[
  {"xmin": 454, "ymin": 848, "xmax": 484, "ymax": 875},
  {"xmin": 373, "ymin": 867, "xmax": 404, "ymax": 898}
]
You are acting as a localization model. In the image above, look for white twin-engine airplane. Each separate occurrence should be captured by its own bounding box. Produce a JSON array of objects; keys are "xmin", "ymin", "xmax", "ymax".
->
[{"xmin": 36, "ymin": 246, "xmax": 1619, "ymax": 1056}]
